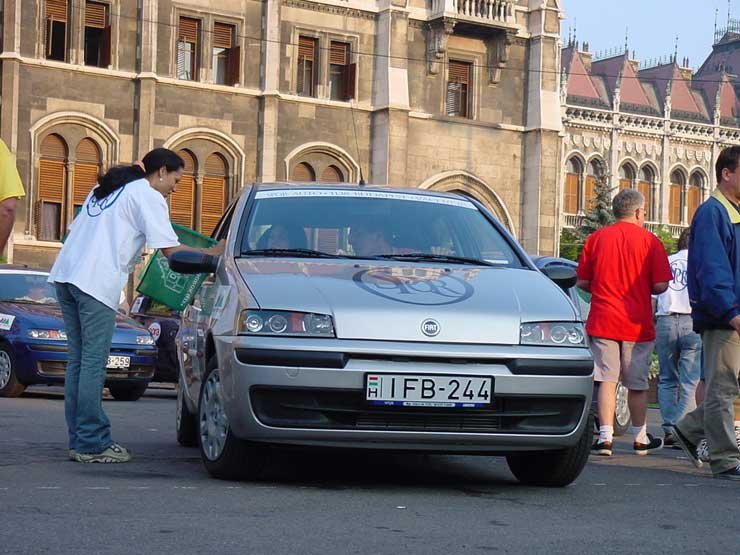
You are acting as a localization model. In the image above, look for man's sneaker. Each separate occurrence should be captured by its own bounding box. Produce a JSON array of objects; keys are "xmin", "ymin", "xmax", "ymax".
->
[
  {"xmin": 713, "ymin": 464, "xmax": 740, "ymax": 481},
  {"xmin": 634, "ymin": 433, "xmax": 663, "ymax": 455},
  {"xmin": 591, "ymin": 439, "xmax": 613, "ymax": 456},
  {"xmin": 672, "ymin": 426, "xmax": 703, "ymax": 468},
  {"xmin": 735, "ymin": 426, "xmax": 740, "ymax": 448},
  {"xmin": 68, "ymin": 449, "xmax": 76, "ymax": 461},
  {"xmin": 696, "ymin": 439, "xmax": 710, "ymax": 463},
  {"xmin": 663, "ymin": 432, "xmax": 677, "ymax": 448},
  {"xmin": 75, "ymin": 443, "xmax": 132, "ymax": 464}
]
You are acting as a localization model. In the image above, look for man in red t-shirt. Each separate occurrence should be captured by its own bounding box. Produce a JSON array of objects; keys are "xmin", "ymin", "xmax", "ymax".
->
[{"xmin": 577, "ymin": 188, "xmax": 672, "ymax": 456}]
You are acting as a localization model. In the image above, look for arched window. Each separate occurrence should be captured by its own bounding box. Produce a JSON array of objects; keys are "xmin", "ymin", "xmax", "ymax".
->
[
  {"xmin": 564, "ymin": 157, "xmax": 583, "ymax": 214},
  {"xmin": 38, "ymin": 134, "xmax": 68, "ymax": 241},
  {"xmin": 585, "ymin": 159, "xmax": 604, "ymax": 207},
  {"xmin": 618, "ymin": 164, "xmax": 635, "ymax": 190},
  {"xmin": 687, "ymin": 172, "xmax": 704, "ymax": 223},
  {"xmin": 170, "ymin": 149, "xmax": 196, "ymax": 228},
  {"xmin": 320, "ymin": 165, "xmax": 344, "ymax": 183},
  {"xmin": 201, "ymin": 153, "xmax": 228, "ymax": 236},
  {"xmin": 292, "ymin": 162, "xmax": 316, "ymax": 182},
  {"xmin": 73, "ymin": 138, "xmax": 101, "ymax": 213},
  {"xmin": 638, "ymin": 166, "xmax": 655, "ymax": 221},
  {"xmin": 669, "ymin": 169, "xmax": 686, "ymax": 225}
]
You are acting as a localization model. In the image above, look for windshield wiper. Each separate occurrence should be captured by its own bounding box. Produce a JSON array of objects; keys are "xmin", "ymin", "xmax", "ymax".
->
[
  {"xmin": 241, "ymin": 248, "xmax": 337, "ymax": 258},
  {"xmin": 374, "ymin": 253, "xmax": 497, "ymax": 267}
]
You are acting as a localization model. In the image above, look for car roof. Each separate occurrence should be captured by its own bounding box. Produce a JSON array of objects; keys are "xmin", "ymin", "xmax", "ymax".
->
[
  {"xmin": 0, "ymin": 264, "xmax": 49, "ymax": 275},
  {"xmin": 252, "ymin": 182, "xmax": 473, "ymax": 202}
]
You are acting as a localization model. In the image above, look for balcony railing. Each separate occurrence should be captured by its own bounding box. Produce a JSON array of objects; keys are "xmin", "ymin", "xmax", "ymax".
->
[
  {"xmin": 565, "ymin": 217, "xmax": 687, "ymax": 238},
  {"xmin": 431, "ymin": 0, "xmax": 516, "ymax": 26},
  {"xmin": 562, "ymin": 214, "xmax": 583, "ymax": 228}
]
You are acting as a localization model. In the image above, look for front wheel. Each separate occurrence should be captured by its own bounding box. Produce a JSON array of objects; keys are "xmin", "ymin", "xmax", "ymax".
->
[
  {"xmin": 108, "ymin": 383, "xmax": 147, "ymax": 401},
  {"xmin": 198, "ymin": 358, "xmax": 267, "ymax": 480},
  {"xmin": 506, "ymin": 416, "xmax": 593, "ymax": 487},
  {"xmin": 0, "ymin": 345, "xmax": 26, "ymax": 398}
]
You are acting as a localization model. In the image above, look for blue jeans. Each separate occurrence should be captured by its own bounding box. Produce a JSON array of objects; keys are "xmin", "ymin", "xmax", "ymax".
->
[
  {"xmin": 55, "ymin": 282, "xmax": 117, "ymax": 454},
  {"xmin": 656, "ymin": 314, "xmax": 702, "ymax": 434}
]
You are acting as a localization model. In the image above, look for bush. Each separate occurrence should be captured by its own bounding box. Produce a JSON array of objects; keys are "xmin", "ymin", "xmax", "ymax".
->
[{"xmin": 559, "ymin": 228, "xmax": 581, "ymax": 261}]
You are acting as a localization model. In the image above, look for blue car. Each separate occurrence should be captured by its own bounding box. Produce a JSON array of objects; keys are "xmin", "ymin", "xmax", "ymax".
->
[{"xmin": 0, "ymin": 266, "xmax": 158, "ymax": 401}]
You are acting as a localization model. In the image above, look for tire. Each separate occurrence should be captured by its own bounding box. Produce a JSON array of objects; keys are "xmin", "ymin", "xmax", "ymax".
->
[
  {"xmin": 506, "ymin": 415, "xmax": 593, "ymax": 487},
  {"xmin": 0, "ymin": 345, "xmax": 25, "ymax": 398},
  {"xmin": 198, "ymin": 357, "xmax": 267, "ymax": 481},
  {"xmin": 176, "ymin": 374, "xmax": 198, "ymax": 447},
  {"xmin": 613, "ymin": 382, "xmax": 631, "ymax": 436},
  {"xmin": 108, "ymin": 382, "xmax": 148, "ymax": 401}
]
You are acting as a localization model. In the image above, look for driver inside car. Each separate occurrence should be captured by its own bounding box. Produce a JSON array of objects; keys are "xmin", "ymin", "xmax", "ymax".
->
[{"xmin": 348, "ymin": 221, "xmax": 393, "ymax": 257}]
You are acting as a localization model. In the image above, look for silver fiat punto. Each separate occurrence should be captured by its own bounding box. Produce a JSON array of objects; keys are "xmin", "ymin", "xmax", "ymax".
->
[{"xmin": 170, "ymin": 184, "xmax": 594, "ymax": 486}]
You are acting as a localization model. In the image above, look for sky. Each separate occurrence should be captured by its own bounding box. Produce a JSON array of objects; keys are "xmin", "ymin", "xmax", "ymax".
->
[{"xmin": 561, "ymin": 0, "xmax": 733, "ymax": 71}]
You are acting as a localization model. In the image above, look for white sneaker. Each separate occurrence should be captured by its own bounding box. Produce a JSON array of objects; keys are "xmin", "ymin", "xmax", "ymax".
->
[
  {"xmin": 75, "ymin": 443, "xmax": 132, "ymax": 463},
  {"xmin": 696, "ymin": 439, "xmax": 710, "ymax": 463}
]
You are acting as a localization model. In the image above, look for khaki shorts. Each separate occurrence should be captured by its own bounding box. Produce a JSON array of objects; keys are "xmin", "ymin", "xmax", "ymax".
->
[{"xmin": 590, "ymin": 337, "xmax": 654, "ymax": 391}]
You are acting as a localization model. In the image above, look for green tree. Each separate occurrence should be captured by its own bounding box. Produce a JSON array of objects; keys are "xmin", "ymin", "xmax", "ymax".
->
[
  {"xmin": 577, "ymin": 173, "xmax": 615, "ymax": 241},
  {"xmin": 559, "ymin": 227, "xmax": 581, "ymax": 261},
  {"xmin": 653, "ymin": 225, "xmax": 677, "ymax": 254}
]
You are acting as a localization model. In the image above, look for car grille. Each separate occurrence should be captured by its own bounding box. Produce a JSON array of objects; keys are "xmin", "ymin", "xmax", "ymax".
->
[
  {"xmin": 37, "ymin": 361, "xmax": 154, "ymax": 379},
  {"xmin": 250, "ymin": 387, "xmax": 584, "ymax": 435}
]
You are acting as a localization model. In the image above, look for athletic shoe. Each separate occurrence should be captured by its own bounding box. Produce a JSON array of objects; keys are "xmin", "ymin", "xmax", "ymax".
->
[
  {"xmin": 75, "ymin": 443, "xmax": 132, "ymax": 464},
  {"xmin": 736, "ymin": 426, "xmax": 740, "ymax": 448},
  {"xmin": 634, "ymin": 433, "xmax": 663, "ymax": 455},
  {"xmin": 591, "ymin": 439, "xmax": 613, "ymax": 456},
  {"xmin": 663, "ymin": 432, "xmax": 677, "ymax": 448},
  {"xmin": 68, "ymin": 449, "xmax": 76, "ymax": 461},
  {"xmin": 713, "ymin": 464, "xmax": 740, "ymax": 481},
  {"xmin": 672, "ymin": 426, "xmax": 703, "ymax": 468},
  {"xmin": 696, "ymin": 439, "xmax": 710, "ymax": 463}
]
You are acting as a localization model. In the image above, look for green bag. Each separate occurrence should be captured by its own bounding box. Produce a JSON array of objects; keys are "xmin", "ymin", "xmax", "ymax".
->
[{"xmin": 136, "ymin": 223, "xmax": 216, "ymax": 311}]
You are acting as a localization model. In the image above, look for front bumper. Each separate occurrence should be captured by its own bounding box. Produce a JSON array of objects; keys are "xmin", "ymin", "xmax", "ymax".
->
[{"xmin": 214, "ymin": 336, "xmax": 594, "ymax": 453}]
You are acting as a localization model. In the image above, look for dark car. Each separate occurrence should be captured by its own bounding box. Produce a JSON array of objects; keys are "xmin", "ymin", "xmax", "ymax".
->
[
  {"xmin": 129, "ymin": 295, "xmax": 180, "ymax": 383},
  {"xmin": 533, "ymin": 256, "xmax": 631, "ymax": 436},
  {"xmin": 0, "ymin": 266, "xmax": 158, "ymax": 401}
]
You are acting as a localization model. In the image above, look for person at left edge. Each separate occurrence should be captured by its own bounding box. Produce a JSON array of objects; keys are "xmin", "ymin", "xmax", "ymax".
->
[
  {"xmin": 48, "ymin": 148, "xmax": 224, "ymax": 464},
  {"xmin": 0, "ymin": 138, "xmax": 25, "ymax": 254}
]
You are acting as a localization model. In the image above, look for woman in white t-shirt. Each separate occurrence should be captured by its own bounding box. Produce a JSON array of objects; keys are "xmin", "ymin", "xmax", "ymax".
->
[{"xmin": 49, "ymin": 148, "xmax": 223, "ymax": 464}]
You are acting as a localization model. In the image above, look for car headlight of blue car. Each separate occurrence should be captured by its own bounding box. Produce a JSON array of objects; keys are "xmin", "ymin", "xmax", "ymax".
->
[
  {"xmin": 136, "ymin": 335, "xmax": 156, "ymax": 346},
  {"xmin": 520, "ymin": 322, "xmax": 586, "ymax": 347},
  {"xmin": 27, "ymin": 329, "xmax": 67, "ymax": 341}
]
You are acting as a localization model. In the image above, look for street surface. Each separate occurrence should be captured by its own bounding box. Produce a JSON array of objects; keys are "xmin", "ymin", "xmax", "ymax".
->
[{"xmin": 1, "ymin": 386, "xmax": 738, "ymax": 555}]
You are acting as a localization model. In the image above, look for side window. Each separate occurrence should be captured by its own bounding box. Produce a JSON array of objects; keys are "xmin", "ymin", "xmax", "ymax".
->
[{"xmin": 213, "ymin": 199, "xmax": 239, "ymax": 240}]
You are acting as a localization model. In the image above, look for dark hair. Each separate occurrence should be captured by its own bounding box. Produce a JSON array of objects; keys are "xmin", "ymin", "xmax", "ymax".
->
[
  {"xmin": 715, "ymin": 145, "xmax": 740, "ymax": 183},
  {"xmin": 93, "ymin": 148, "xmax": 185, "ymax": 200},
  {"xmin": 677, "ymin": 227, "xmax": 690, "ymax": 251}
]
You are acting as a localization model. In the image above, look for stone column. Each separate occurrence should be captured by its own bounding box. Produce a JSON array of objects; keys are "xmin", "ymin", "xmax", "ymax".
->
[
  {"xmin": 370, "ymin": 0, "xmax": 410, "ymax": 186},
  {"xmin": 134, "ymin": 0, "xmax": 159, "ymax": 159},
  {"xmin": 257, "ymin": 0, "xmax": 281, "ymax": 182},
  {"xmin": 521, "ymin": 1, "xmax": 563, "ymax": 255}
]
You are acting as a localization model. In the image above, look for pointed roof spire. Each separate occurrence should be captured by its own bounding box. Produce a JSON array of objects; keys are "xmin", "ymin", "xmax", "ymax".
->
[
  {"xmin": 673, "ymin": 35, "xmax": 679, "ymax": 63},
  {"xmin": 624, "ymin": 27, "xmax": 629, "ymax": 54}
]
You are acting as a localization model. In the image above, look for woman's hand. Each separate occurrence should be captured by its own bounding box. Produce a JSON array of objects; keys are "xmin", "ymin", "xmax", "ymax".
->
[{"xmin": 206, "ymin": 239, "xmax": 226, "ymax": 256}]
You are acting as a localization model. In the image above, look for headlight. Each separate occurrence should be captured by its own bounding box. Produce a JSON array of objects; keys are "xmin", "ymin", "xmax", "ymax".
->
[
  {"xmin": 136, "ymin": 335, "xmax": 156, "ymax": 346},
  {"xmin": 520, "ymin": 322, "xmax": 586, "ymax": 347},
  {"xmin": 238, "ymin": 310, "xmax": 335, "ymax": 337},
  {"xmin": 27, "ymin": 329, "xmax": 67, "ymax": 341}
]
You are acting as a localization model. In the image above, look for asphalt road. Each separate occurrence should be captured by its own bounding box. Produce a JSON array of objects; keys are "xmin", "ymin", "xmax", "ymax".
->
[{"xmin": 1, "ymin": 386, "xmax": 738, "ymax": 555}]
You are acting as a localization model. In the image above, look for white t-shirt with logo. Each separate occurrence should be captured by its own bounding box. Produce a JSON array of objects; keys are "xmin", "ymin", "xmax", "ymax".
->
[
  {"xmin": 49, "ymin": 179, "xmax": 179, "ymax": 310},
  {"xmin": 655, "ymin": 249, "xmax": 691, "ymax": 316}
]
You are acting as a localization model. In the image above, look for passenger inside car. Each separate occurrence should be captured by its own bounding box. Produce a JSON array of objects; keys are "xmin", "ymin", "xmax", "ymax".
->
[
  {"xmin": 348, "ymin": 221, "xmax": 393, "ymax": 256},
  {"xmin": 256, "ymin": 224, "xmax": 308, "ymax": 250}
]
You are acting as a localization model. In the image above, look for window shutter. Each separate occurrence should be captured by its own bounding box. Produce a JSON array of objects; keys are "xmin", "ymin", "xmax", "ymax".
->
[
  {"xmin": 38, "ymin": 159, "xmax": 65, "ymax": 203},
  {"xmin": 85, "ymin": 2, "xmax": 106, "ymax": 28},
  {"xmin": 344, "ymin": 62, "xmax": 356, "ymax": 100},
  {"xmin": 619, "ymin": 179, "xmax": 631, "ymax": 190},
  {"xmin": 226, "ymin": 45, "xmax": 241, "ymax": 85},
  {"xmin": 169, "ymin": 174, "xmax": 194, "ymax": 228},
  {"xmin": 200, "ymin": 176, "xmax": 226, "ymax": 235},
  {"xmin": 638, "ymin": 181, "xmax": 652, "ymax": 220},
  {"xmin": 101, "ymin": 25, "xmax": 112, "ymax": 67},
  {"xmin": 298, "ymin": 37, "xmax": 316, "ymax": 95},
  {"xmin": 72, "ymin": 164, "xmax": 99, "ymax": 205},
  {"xmin": 178, "ymin": 17, "xmax": 199, "ymax": 43},
  {"xmin": 329, "ymin": 42, "xmax": 349, "ymax": 65},
  {"xmin": 47, "ymin": 0, "xmax": 68, "ymax": 22},
  {"xmin": 299, "ymin": 36, "xmax": 316, "ymax": 61},
  {"xmin": 446, "ymin": 82, "xmax": 460, "ymax": 116},
  {"xmin": 213, "ymin": 23, "xmax": 233, "ymax": 49},
  {"xmin": 687, "ymin": 187, "xmax": 701, "ymax": 222},
  {"xmin": 564, "ymin": 173, "xmax": 579, "ymax": 213},
  {"xmin": 448, "ymin": 60, "xmax": 470, "ymax": 84},
  {"xmin": 292, "ymin": 162, "xmax": 315, "ymax": 182},
  {"xmin": 585, "ymin": 176, "xmax": 597, "ymax": 207},
  {"xmin": 669, "ymin": 184, "xmax": 681, "ymax": 224},
  {"xmin": 320, "ymin": 165, "xmax": 344, "ymax": 183}
]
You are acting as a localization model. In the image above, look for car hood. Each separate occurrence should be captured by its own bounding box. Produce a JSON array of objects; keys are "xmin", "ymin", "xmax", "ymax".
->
[
  {"xmin": 0, "ymin": 302, "xmax": 152, "ymax": 345},
  {"xmin": 235, "ymin": 259, "xmax": 577, "ymax": 345}
]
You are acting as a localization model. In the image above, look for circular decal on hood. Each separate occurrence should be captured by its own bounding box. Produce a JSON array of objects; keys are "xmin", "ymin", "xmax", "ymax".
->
[
  {"xmin": 421, "ymin": 319, "xmax": 440, "ymax": 337},
  {"xmin": 353, "ymin": 269, "xmax": 474, "ymax": 306}
]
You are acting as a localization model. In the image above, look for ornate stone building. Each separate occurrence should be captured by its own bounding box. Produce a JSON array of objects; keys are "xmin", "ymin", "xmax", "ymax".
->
[
  {"xmin": 1, "ymin": 0, "xmax": 565, "ymax": 267},
  {"xmin": 559, "ymin": 26, "xmax": 740, "ymax": 247}
]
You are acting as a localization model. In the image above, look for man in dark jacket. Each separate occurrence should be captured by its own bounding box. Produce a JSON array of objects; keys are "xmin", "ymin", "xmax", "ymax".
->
[{"xmin": 673, "ymin": 145, "xmax": 740, "ymax": 480}]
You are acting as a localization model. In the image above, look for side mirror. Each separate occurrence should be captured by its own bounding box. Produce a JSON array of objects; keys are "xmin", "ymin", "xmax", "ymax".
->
[
  {"xmin": 542, "ymin": 265, "xmax": 577, "ymax": 291},
  {"xmin": 168, "ymin": 250, "xmax": 219, "ymax": 275}
]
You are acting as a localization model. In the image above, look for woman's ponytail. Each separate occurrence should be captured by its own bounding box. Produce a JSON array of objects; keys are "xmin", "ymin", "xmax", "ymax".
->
[{"xmin": 93, "ymin": 165, "xmax": 146, "ymax": 200}]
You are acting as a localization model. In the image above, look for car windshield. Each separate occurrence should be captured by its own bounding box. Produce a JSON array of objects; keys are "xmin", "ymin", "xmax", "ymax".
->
[
  {"xmin": 239, "ymin": 189, "xmax": 522, "ymax": 267},
  {"xmin": 0, "ymin": 273, "xmax": 57, "ymax": 304}
]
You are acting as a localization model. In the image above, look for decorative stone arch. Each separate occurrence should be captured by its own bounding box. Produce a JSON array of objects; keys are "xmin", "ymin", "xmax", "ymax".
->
[
  {"xmin": 638, "ymin": 160, "xmax": 661, "ymax": 183},
  {"xmin": 284, "ymin": 142, "xmax": 360, "ymax": 183},
  {"xmin": 668, "ymin": 164, "xmax": 689, "ymax": 184},
  {"xmin": 164, "ymin": 127, "xmax": 245, "ymax": 198},
  {"xmin": 688, "ymin": 166, "xmax": 709, "ymax": 189},
  {"xmin": 564, "ymin": 150, "xmax": 587, "ymax": 170},
  {"xmin": 27, "ymin": 111, "xmax": 120, "ymax": 237},
  {"xmin": 419, "ymin": 171, "xmax": 516, "ymax": 236},
  {"xmin": 585, "ymin": 154, "xmax": 608, "ymax": 176},
  {"xmin": 617, "ymin": 157, "xmax": 639, "ymax": 189}
]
